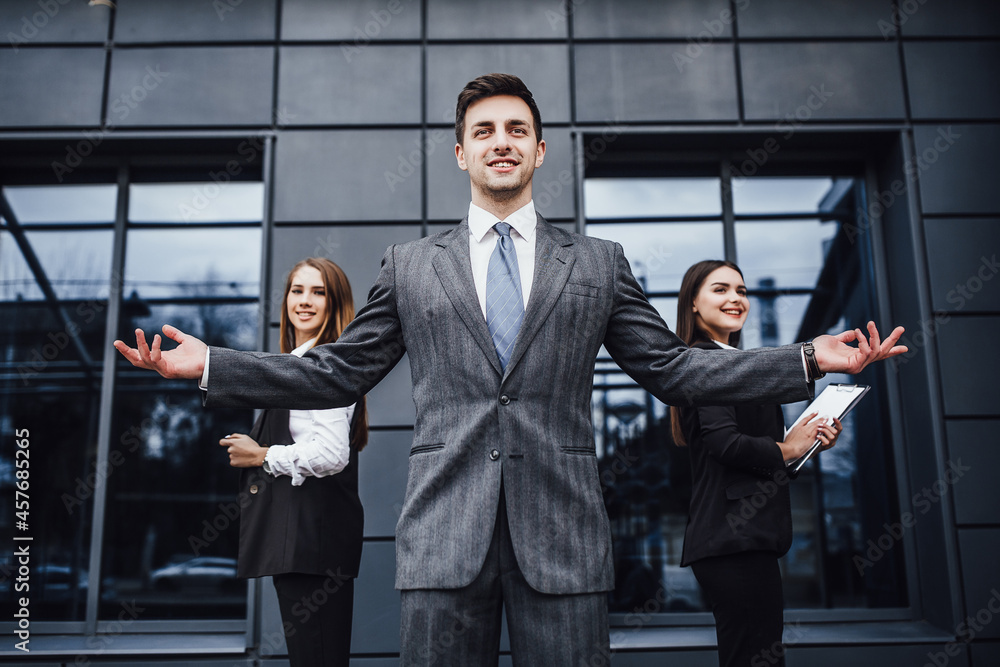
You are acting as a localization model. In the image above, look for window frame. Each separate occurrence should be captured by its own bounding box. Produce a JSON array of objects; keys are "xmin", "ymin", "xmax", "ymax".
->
[
  {"xmin": 0, "ymin": 134, "xmax": 273, "ymax": 644},
  {"xmin": 571, "ymin": 129, "xmax": 919, "ymax": 628}
]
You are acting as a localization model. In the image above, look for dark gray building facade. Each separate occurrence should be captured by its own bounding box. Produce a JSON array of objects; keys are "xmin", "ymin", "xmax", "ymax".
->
[{"xmin": 1, "ymin": 0, "xmax": 998, "ymax": 665}]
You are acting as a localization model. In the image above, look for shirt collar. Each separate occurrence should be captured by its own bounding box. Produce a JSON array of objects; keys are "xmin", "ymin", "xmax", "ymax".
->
[
  {"xmin": 291, "ymin": 336, "xmax": 318, "ymax": 357},
  {"xmin": 713, "ymin": 339, "xmax": 736, "ymax": 350},
  {"xmin": 468, "ymin": 200, "xmax": 537, "ymax": 245}
]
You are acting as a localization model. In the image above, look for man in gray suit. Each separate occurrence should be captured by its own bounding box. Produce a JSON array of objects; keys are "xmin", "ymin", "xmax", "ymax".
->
[{"xmin": 116, "ymin": 74, "xmax": 905, "ymax": 666}]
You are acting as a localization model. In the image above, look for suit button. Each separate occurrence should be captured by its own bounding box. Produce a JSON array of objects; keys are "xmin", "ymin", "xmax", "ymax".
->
[
  {"xmin": 489, "ymin": 449, "xmax": 500, "ymax": 461},
  {"xmin": 250, "ymin": 484, "xmax": 259, "ymax": 494},
  {"xmin": 499, "ymin": 395, "xmax": 510, "ymax": 405}
]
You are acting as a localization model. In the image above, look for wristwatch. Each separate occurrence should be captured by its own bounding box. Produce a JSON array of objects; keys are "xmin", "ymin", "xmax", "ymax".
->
[
  {"xmin": 261, "ymin": 447, "xmax": 274, "ymax": 475},
  {"xmin": 802, "ymin": 341, "xmax": 826, "ymax": 381}
]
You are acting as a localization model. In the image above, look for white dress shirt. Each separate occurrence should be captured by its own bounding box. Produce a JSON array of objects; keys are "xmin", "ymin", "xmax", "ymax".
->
[
  {"xmin": 468, "ymin": 200, "xmax": 537, "ymax": 317},
  {"xmin": 261, "ymin": 337, "xmax": 355, "ymax": 486}
]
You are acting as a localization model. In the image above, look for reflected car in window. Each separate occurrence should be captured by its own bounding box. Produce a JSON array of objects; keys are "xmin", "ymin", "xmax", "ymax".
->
[{"xmin": 149, "ymin": 556, "xmax": 239, "ymax": 592}]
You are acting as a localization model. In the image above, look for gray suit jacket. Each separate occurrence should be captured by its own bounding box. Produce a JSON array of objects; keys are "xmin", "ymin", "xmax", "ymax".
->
[{"xmin": 206, "ymin": 216, "xmax": 811, "ymax": 594}]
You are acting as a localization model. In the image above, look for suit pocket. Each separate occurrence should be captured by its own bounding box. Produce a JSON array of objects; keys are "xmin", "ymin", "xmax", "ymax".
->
[
  {"xmin": 560, "ymin": 446, "xmax": 596, "ymax": 456},
  {"xmin": 409, "ymin": 443, "xmax": 444, "ymax": 457},
  {"xmin": 562, "ymin": 282, "xmax": 599, "ymax": 298}
]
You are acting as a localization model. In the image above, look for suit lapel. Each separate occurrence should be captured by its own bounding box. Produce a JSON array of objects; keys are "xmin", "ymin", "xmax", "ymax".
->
[
  {"xmin": 431, "ymin": 219, "xmax": 503, "ymax": 376},
  {"xmin": 503, "ymin": 215, "xmax": 575, "ymax": 376}
]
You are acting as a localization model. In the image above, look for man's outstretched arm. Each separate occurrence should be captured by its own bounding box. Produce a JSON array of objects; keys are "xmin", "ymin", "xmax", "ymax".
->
[{"xmin": 114, "ymin": 246, "xmax": 407, "ymax": 411}]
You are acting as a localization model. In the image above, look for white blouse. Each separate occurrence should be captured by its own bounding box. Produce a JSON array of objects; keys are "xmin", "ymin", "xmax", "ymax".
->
[{"xmin": 262, "ymin": 337, "xmax": 355, "ymax": 486}]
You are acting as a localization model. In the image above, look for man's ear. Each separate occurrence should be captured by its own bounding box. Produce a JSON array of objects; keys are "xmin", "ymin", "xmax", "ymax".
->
[
  {"xmin": 455, "ymin": 143, "xmax": 468, "ymax": 171},
  {"xmin": 534, "ymin": 139, "xmax": 546, "ymax": 168}
]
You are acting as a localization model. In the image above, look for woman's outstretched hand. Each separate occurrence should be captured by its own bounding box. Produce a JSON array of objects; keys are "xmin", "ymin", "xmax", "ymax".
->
[
  {"xmin": 113, "ymin": 325, "xmax": 207, "ymax": 380},
  {"xmin": 812, "ymin": 322, "xmax": 907, "ymax": 375}
]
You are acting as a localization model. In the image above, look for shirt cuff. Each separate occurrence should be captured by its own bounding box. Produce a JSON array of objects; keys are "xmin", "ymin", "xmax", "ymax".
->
[
  {"xmin": 800, "ymin": 345, "xmax": 810, "ymax": 382},
  {"xmin": 199, "ymin": 348, "xmax": 210, "ymax": 390}
]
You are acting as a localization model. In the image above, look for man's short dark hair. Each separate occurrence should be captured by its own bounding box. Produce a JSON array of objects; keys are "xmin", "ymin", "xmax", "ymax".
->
[{"xmin": 455, "ymin": 73, "xmax": 543, "ymax": 145}]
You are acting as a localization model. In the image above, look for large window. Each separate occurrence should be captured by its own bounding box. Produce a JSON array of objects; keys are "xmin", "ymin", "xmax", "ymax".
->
[
  {"xmin": 0, "ymin": 157, "xmax": 265, "ymax": 629},
  {"xmin": 586, "ymin": 158, "xmax": 907, "ymax": 620}
]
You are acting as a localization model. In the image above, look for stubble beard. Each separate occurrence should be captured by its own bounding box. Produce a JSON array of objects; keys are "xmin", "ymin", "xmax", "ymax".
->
[{"xmin": 474, "ymin": 166, "xmax": 532, "ymax": 205}]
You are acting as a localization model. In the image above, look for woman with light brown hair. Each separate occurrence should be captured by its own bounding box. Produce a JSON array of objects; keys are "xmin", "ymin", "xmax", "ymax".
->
[{"xmin": 219, "ymin": 257, "xmax": 367, "ymax": 667}]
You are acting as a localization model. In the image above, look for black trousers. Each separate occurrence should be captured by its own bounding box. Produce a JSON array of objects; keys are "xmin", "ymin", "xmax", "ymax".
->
[
  {"xmin": 271, "ymin": 572, "xmax": 355, "ymax": 667},
  {"xmin": 690, "ymin": 550, "xmax": 785, "ymax": 667}
]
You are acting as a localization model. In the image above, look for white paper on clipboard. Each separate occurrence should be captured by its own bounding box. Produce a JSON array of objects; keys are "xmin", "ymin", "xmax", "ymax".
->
[{"xmin": 786, "ymin": 383, "xmax": 870, "ymax": 435}]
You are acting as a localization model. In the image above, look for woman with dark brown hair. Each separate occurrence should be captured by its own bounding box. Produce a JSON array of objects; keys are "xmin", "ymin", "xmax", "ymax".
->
[
  {"xmin": 219, "ymin": 257, "xmax": 368, "ymax": 667},
  {"xmin": 671, "ymin": 259, "xmax": 840, "ymax": 667}
]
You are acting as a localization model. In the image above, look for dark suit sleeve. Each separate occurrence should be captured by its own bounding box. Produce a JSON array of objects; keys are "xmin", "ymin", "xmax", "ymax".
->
[
  {"xmin": 204, "ymin": 246, "xmax": 406, "ymax": 410},
  {"xmin": 601, "ymin": 242, "xmax": 813, "ymax": 408},
  {"xmin": 695, "ymin": 405, "xmax": 786, "ymax": 475}
]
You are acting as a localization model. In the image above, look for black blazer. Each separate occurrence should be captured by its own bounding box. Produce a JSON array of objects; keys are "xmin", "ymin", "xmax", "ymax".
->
[
  {"xmin": 236, "ymin": 407, "xmax": 364, "ymax": 579},
  {"xmin": 679, "ymin": 341, "xmax": 792, "ymax": 567}
]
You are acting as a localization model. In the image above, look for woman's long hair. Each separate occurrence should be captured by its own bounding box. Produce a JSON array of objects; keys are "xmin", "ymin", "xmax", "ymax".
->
[
  {"xmin": 670, "ymin": 259, "xmax": 745, "ymax": 447},
  {"xmin": 279, "ymin": 257, "xmax": 368, "ymax": 451}
]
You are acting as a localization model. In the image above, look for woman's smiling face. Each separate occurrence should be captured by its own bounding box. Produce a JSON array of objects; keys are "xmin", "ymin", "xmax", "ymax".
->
[{"xmin": 692, "ymin": 266, "xmax": 749, "ymax": 343}]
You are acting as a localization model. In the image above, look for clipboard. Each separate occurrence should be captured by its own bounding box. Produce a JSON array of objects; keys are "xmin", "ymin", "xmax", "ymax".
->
[{"xmin": 786, "ymin": 383, "xmax": 870, "ymax": 478}]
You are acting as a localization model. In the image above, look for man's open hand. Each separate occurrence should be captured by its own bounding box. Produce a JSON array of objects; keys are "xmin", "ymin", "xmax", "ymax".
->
[
  {"xmin": 113, "ymin": 325, "xmax": 207, "ymax": 380},
  {"xmin": 812, "ymin": 321, "xmax": 907, "ymax": 375}
]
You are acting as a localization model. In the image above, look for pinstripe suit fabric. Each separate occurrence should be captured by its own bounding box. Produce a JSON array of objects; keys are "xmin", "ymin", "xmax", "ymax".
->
[{"xmin": 205, "ymin": 216, "xmax": 812, "ymax": 661}]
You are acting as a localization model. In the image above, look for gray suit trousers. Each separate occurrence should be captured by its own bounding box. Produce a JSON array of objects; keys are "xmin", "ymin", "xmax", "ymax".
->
[{"xmin": 400, "ymin": 486, "xmax": 610, "ymax": 667}]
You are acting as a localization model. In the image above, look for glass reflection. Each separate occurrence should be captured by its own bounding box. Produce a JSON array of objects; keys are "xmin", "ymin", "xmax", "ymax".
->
[
  {"xmin": 735, "ymin": 220, "xmax": 839, "ymax": 290},
  {"xmin": 129, "ymin": 183, "xmax": 265, "ymax": 224},
  {"xmin": 0, "ymin": 230, "xmax": 114, "ymax": 301},
  {"xmin": 100, "ymin": 389, "xmax": 250, "ymax": 619},
  {"xmin": 587, "ymin": 222, "xmax": 724, "ymax": 293},
  {"xmin": 741, "ymin": 294, "xmax": 811, "ymax": 349},
  {"xmin": 0, "ymin": 384, "xmax": 98, "ymax": 623},
  {"xmin": 102, "ymin": 303, "xmax": 258, "ymax": 619},
  {"xmin": 123, "ymin": 228, "xmax": 262, "ymax": 299},
  {"xmin": 585, "ymin": 178, "xmax": 722, "ymax": 218},
  {"xmin": 586, "ymin": 172, "xmax": 906, "ymax": 615},
  {"xmin": 731, "ymin": 177, "xmax": 834, "ymax": 214},
  {"xmin": 2, "ymin": 185, "xmax": 117, "ymax": 224}
]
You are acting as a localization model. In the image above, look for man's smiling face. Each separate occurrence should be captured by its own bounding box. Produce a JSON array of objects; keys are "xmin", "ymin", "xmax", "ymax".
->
[{"xmin": 455, "ymin": 94, "xmax": 546, "ymax": 209}]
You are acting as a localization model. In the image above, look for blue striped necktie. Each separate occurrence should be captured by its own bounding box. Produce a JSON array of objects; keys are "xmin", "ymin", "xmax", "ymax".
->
[{"xmin": 485, "ymin": 222, "xmax": 524, "ymax": 370}]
